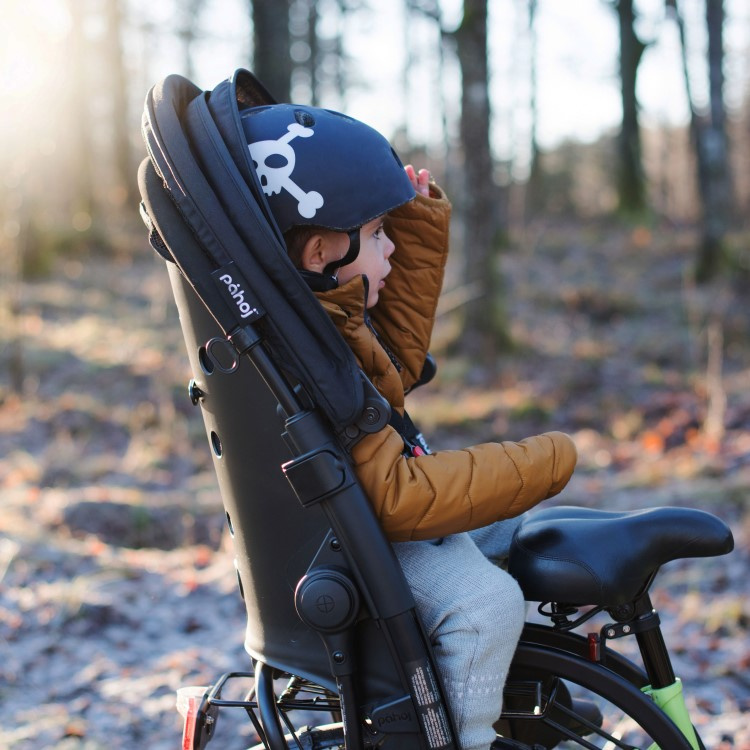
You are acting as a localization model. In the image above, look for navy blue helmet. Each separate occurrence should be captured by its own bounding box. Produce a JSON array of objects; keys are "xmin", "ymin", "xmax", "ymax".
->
[{"xmin": 240, "ymin": 104, "xmax": 415, "ymax": 238}]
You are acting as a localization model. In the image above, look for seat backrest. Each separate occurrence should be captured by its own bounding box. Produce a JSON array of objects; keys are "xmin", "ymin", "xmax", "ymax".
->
[{"xmin": 168, "ymin": 260, "xmax": 334, "ymax": 684}]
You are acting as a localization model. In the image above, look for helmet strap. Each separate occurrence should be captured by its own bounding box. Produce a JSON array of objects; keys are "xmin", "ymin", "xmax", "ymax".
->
[
  {"xmin": 298, "ymin": 269, "xmax": 338, "ymax": 292},
  {"xmin": 298, "ymin": 229, "xmax": 361, "ymax": 293},
  {"xmin": 323, "ymin": 229, "xmax": 360, "ymax": 277}
]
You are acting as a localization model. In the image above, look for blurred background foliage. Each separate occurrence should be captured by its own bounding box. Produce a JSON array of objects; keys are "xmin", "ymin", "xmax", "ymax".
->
[
  {"xmin": 2, "ymin": 1, "xmax": 749, "ymax": 352},
  {"xmin": 1, "ymin": 0, "xmax": 749, "ymax": 425}
]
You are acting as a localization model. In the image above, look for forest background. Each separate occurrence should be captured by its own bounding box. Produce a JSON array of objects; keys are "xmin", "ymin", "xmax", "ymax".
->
[{"xmin": 0, "ymin": 0, "xmax": 749, "ymax": 748}]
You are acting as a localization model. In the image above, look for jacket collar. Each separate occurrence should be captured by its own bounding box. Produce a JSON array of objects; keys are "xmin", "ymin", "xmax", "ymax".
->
[{"xmin": 314, "ymin": 274, "xmax": 368, "ymax": 318}]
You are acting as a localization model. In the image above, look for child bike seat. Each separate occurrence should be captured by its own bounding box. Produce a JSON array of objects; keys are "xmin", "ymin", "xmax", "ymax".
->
[
  {"xmin": 509, "ymin": 505, "xmax": 734, "ymax": 606},
  {"xmin": 139, "ymin": 70, "xmax": 461, "ymax": 750}
]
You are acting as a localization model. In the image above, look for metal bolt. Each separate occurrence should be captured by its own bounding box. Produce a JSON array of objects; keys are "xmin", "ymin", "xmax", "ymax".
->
[
  {"xmin": 330, "ymin": 537, "xmax": 341, "ymax": 551},
  {"xmin": 623, "ymin": 625, "xmax": 631, "ymax": 634},
  {"xmin": 607, "ymin": 628, "xmax": 616, "ymax": 638},
  {"xmin": 333, "ymin": 651, "xmax": 345, "ymax": 664},
  {"xmin": 188, "ymin": 379, "xmax": 204, "ymax": 405}
]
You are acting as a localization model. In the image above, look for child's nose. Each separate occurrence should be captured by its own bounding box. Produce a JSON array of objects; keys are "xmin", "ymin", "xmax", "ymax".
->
[{"xmin": 384, "ymin": 234, "xmax": 396, "ymax": 257}]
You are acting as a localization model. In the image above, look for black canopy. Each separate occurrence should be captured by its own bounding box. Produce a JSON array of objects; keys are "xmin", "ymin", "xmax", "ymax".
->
[{"xmin": 140, "ymin": 70, "xmax": 366, "ymax": 430}]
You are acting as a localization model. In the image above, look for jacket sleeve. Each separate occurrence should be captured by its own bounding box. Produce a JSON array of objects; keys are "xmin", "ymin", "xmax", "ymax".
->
[
  {"xmin": 350, "ymin": 428, "xmax": 577, "ymax": 542},
  {"xmin": 370, "ymin": 185, "xmax": 451, "ymax": 391}
]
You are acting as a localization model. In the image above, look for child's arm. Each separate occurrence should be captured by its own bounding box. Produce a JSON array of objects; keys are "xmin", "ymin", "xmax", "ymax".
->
[
  {"xmin": 350, "ymin": 427, "xmax": 577, "ymax": 542},
  {"xmin": 371, "ymin": 169, "xmax": 451, "ymax": 390}
]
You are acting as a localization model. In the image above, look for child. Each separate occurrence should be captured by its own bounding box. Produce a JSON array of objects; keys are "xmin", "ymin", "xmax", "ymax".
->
[{"xmin": 241, "ymin": 104, "xmax": 577, "ymax": 750}]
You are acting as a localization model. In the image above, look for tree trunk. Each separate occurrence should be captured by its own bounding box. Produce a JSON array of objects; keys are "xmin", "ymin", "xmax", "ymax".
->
[
  {"xmin": 526, "ymin": 0, "xmax": 543, "ymax": 217},
  {"xmin": 455, "ymin": 0, "xmax": 510, "ymax": 366},
  {"xmin": 695, "ymin": 0, "xmax": 731, "ymax": 282},
  {"xmin": 669, "ymin": 0, "xmax": 731, "ymax": 282},
  {"xmin": 104, "ymin": 0, "xmax": 137, "ymax": 210},
  {"xmin": 66, "ymin": 0, "xmax": 94, "ymax": 219},
  {"xmin": 176, "ymin": 0, "xmax": 207, "ymax": 82},
  {"xmin": 616, "ymin": 0, "xmax": 647, "ymax": 214},
  {"xmin": 250, "ymin": 0, "xmax": 292, "ymax": 102},
  {"xmin": 306, "ymin": 0, "xmax": 320, "ymax": 105}
]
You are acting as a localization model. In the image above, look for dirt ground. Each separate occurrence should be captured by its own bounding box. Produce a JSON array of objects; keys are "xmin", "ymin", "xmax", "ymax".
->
[{"xmin": 0, "ymin": 220, "xmax": 748, "ymax": 749}]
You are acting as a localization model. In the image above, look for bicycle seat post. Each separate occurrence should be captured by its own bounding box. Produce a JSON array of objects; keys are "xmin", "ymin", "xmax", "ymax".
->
[{"xmin": 631, "ymin": 594, "xmax": 676, "ymax": 690}]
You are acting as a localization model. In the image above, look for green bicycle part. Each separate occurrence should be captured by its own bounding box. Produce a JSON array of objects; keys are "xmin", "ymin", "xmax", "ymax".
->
[{"xmin": 643, "ymin": 678, "xmax": 700, "ymax": 750}]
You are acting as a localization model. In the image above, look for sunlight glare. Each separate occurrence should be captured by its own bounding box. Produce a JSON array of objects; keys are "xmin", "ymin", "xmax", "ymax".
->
[
  {"xmin": 1, "ymin": 0, "xmax": 71, "ymax": 99},
  {"xmin": 1, "ymin": 0, "xmax": 72, "ymax": 153}
]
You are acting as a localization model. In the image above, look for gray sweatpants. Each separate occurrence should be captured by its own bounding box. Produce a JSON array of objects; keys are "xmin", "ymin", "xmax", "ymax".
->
[{"xmin": 393, "ymin": 520, "xmax": 525, "ymax": 750}]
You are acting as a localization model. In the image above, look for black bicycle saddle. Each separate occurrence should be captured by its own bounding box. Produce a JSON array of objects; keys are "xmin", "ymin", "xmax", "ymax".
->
[{"xmin": 509, "ymin": 505, "xmax": 734, "ymax": 606}]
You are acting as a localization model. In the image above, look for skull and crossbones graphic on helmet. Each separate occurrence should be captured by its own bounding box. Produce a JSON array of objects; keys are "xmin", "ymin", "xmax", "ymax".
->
[{"xmin": 248, "ymin": 122, "xmax": 324, "ymax": 220}]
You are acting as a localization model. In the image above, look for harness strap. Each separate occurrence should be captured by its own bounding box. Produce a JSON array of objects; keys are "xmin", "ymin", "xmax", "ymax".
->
[{"xmin": 389, "ymin": 409, "xmax": 431, "ymax": 457}]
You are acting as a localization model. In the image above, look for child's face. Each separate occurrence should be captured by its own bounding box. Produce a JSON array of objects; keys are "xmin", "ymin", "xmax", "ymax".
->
[
  {"xmin": 301, "ymin": 216, "xmax": 396, "ymax": 308},
  {"xmin": 337, "ymin": 216, "xmax": 395, "ymax": 308}
]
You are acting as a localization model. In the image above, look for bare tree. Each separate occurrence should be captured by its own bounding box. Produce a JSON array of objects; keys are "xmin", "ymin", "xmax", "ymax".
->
[
  {"xmin": 104, "ymin": 0, "xmax": 137, "ymax": 210},
  {"xmin": 402, "ymin": 0, "xmax": 450, "ymax": 154},
  {"xmin": 291, "ymin": 0, "xmax": 355, "ymax": 107},
  {"xmin": 175, "ymin": 0, "xmax": 207, "ymax": 82},
  {"xmin": 66, "ymin": 0, "xmax": 94, "ymax": 220},
  {"xmin": 249, "ymin": 0, "xmax": 293, "ymax": 101},
  {"xmin": 454, "ymin": 0, "xmax": 511, "ymax": 364},
  {"xmin": 303, "ymin": 0, "xmax": 321, "ymax": 104},
  {"xmin": 696, "ymin": 0, "xmax": 732, "ymax": 281},
  {"xmin": 525, "ymin": 0, "xmax": 543, "ymax": 216},
  {"xmin": 615, "ymin": 0, "xmax": 648, "ymax": 214},
  {"xmin": 668, "ymin": 0, "xmax": 732, "ymax": 282}
]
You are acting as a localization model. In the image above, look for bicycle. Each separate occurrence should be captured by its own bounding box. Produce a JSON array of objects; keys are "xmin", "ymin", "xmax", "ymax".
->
[
  {"xmin": 138, "ymin": 70, "xmax": 735, "ymax": 750},
  {"xmin": 175, "ymin": 502, "xmax": 732, "ymax": 750}
]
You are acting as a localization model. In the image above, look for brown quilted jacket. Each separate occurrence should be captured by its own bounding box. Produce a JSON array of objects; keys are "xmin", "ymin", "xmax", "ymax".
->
[{"xmin": 316, "ymin": 185, "xmax": 577, "ymax": 542}]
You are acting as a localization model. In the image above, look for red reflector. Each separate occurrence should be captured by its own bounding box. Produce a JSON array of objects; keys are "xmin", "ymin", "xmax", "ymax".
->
[
  {"xmin": 588, "ymin": 633, "xmax": 601, "ymax": 662},
  {"xmin": 181, "ymin": 695, "xmax": 200, "ymax": 750}
]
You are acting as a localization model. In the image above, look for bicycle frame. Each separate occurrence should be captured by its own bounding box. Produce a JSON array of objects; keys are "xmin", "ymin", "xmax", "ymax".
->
[
  {"xmin": 602, "ymin": 596, "xmax": 698, "ymax": 750},
  {"xmin": 520, "ymin": 590, "xmax": 701, "ymax": 750}
]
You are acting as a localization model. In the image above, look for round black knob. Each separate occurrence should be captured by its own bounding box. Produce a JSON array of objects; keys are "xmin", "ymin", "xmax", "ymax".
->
[{"xmin": 295, "ymin": 569, "xmax": 360, "ymax": 633}]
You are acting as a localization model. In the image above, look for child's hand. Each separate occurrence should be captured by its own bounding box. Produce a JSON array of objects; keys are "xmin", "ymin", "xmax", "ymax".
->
[{"xmin": 405, "ymin": 164, "xmax": 431, "ymax": 197}]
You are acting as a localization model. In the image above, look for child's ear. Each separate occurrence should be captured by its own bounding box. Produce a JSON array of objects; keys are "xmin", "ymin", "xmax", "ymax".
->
[{"xmin": 300, "ymin": 233, "xmax": 332, "ymax": 273}]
